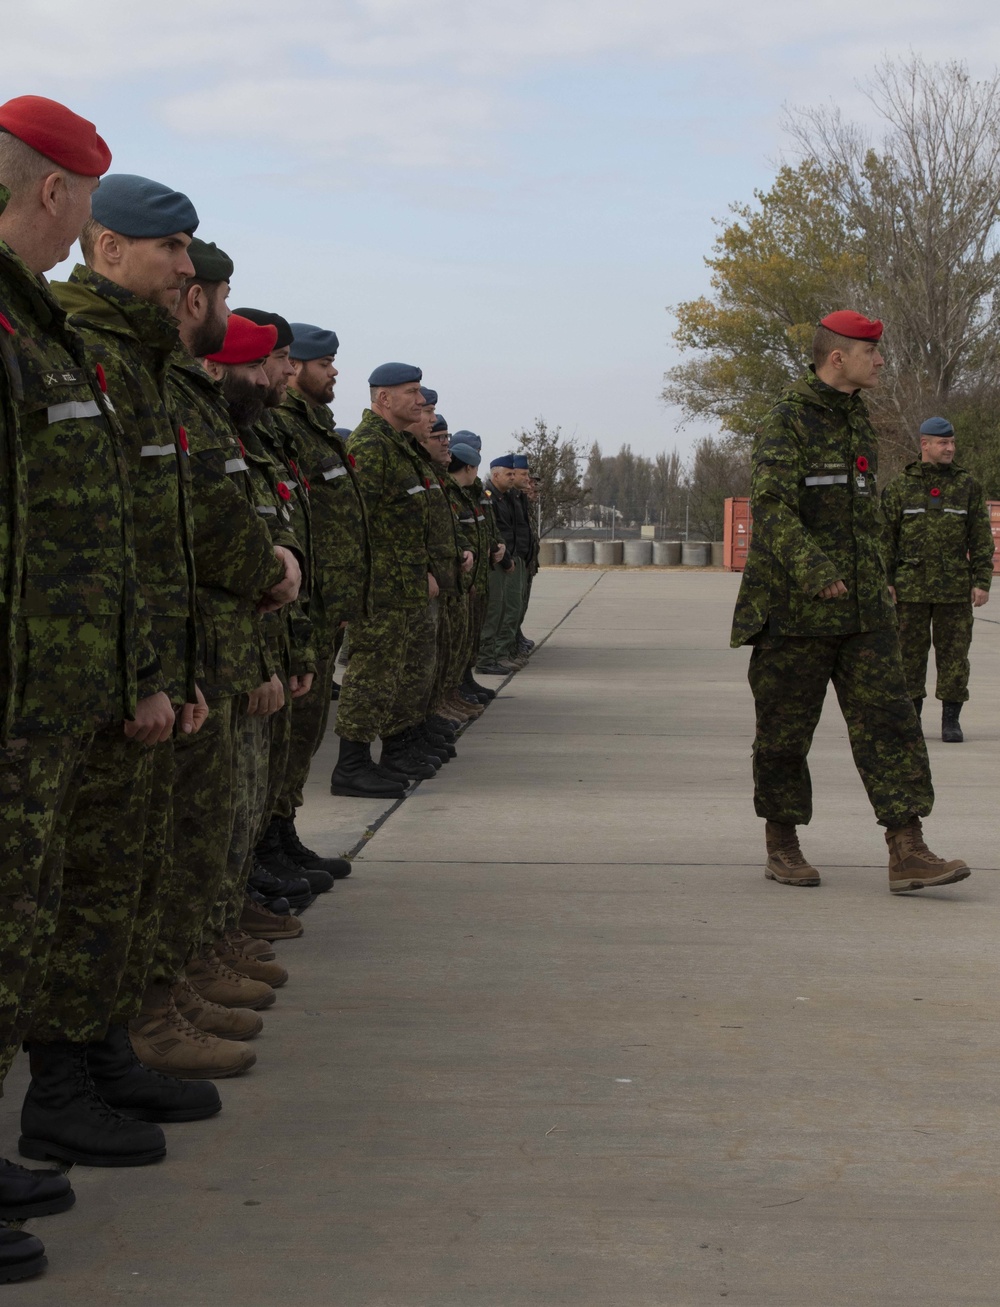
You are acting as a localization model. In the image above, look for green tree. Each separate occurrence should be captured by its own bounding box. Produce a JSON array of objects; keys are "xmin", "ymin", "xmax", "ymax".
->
[{"xmin": 513, "ymin": 417, "xmax": 588, "ymax": 535}]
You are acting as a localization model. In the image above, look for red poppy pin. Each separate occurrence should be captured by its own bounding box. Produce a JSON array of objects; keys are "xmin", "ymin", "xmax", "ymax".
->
[
  {"xmin": 289, "ymin": 460, "xmax": 298, "ymax": 475},
  {"xmin": 856, "ymin": 455, "xmax": 869, "ymax": 472},
  {"xmin": 425, "ymin": 478, "xmax": 431, "ymax": 489},
  {"xmin": 178, "ymin": 426, "xmax": 189, "ymax": 453},
  {"xmin": 277, "ymin": 482, "xmax": 291, "ymax": 501},
  {"xmin": 238, "ymin": 438, "xmax": 245, "ymax": 457},
  {"xmin": 302, "ymin": 476, "xmax": 311, "ymax": 491},
  {"xmin": 0, "ymin": 313, "xmax": 13, "ymax": 336},
  {"xmin": 348, "ymin": 453, "xmax": 356, "ymax": 468},
  {"xmin": 930, "ymin": 486, "xmax": 941, "ymax": 498},
  {"xmin": 95, "ymin": 363, "xmax": 107, "ymax": 392}
]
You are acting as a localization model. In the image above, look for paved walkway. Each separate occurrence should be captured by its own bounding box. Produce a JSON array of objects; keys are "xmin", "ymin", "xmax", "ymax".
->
[{"xmin": 4, "ymin": 570, "xmax": 1000, "ymax": 1305}]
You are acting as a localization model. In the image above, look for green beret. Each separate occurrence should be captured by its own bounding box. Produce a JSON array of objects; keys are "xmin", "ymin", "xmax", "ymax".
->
[{"xmin": 187, "ymin": 238, "xmax": 233, "ymax": 283}]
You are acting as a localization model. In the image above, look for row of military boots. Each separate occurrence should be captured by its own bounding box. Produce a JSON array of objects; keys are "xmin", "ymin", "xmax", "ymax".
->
[
  {"xmin": 913, "ymin": 696, "xmax": 965, "ymax": 743},
  {"xmin": 0, "ymin": 818, "xmax": 345, "ymax": 1278}
]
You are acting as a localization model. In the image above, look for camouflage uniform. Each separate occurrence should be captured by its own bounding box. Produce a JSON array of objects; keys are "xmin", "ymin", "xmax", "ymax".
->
[
  {"xmin": 731, "ymin": 371, "xmax": 932, "ymax": 828},
  {"xmin": 882, "ymin": 460, "xmax": 994, "ymax": 703},
  {"xmin": 417, "ymin": 449, "xmax": 464, "ymax": 708},
  {"xmin": 0, "ymin": 240, "xmax": 153, "ymax": 1080},
  {"xmin": 478, "ymin": 478, "xmax": 523, "ymax": 664},
  {"xmin": 468, "ymin": 477, "xmax": 498, "ymax": 666},
  {"xmin": 149, "ymin": 353, "xmax": 284, "ymax": 984},
  {"xmin": 31, "ymin": 266, "xmax": 199, "ymax": 1043},
  {"xmin": 270, "ymin": 388, "xmax": 372, "ymax": 815},
  {"xmin": 336, "ymin": 409, "xmax": 434, "ymax": 742}
]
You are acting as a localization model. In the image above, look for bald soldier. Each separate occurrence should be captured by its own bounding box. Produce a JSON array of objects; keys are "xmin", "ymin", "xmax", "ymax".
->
[
  {"xmin": 732, "ymin": 310, "xmax": 969, "ymax": 894},
  {"xmin": 882, "ymin": 416, "xmax": 994, "ymax": 743}
]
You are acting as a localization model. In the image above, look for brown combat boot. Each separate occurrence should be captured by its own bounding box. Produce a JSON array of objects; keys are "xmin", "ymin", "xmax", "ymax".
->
[
  {"xmin": 129, "ymin": 984, "xmax": 256, "ymax": 1079},
  {"xmin": 224, "ymin": 927, "xmax": 276, "ymax": 962},
  {"xmin": 764, "ymin": 821, "xmax": 821, "ymax": 886},
  {"xmin": 885, "ymin": 819, "xmax": 971, "ymax": 893},
  {"xmin": 215, "ymin": 936, "xmax": 288, "ymax": 989},
  {"xmin": 445, "ymin": 692, "xmax": 483, "ymax": 719},
  {"xmin": 171, "ymin": 976, "xmax": 264, "ymax": 1040},
  {"xmin": 185, "ymin": 948, "xmax": 276, "ymax": 1011},
  {"xmin": 239, "ymin": 895, "xmax": 304, "ymax": 941}
]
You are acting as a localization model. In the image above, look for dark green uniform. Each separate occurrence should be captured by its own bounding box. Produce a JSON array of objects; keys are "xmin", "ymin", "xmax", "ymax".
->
[
  {"xmin": 417, "ymin": 451, "xmax": 464, "ymax": 711},
  {"xmin": 731, "ymin": 371, "xmax": 932, "ymax": 828},
  {"xmin": 882, "ymin": 460, "xmax": 994, "ymax": 703},
  {"xmin": 31, "ymin": 266, "xmax": 199, "ymax": 1044},
  {"xmin": 336, "ymin": 409, "xmax": 435, "ymax": 743},
  {"xmin": 270, "ymin": 388, "xmax": 372, "ymax": 815},
  {"xmin": 478, "ymin": 479, "xmax": 523, "ymax": 664},
  {"xmin": 151, "ymin": 354, "xmax": 284, "ymax": 986},
  {"xmin": 0, "ymin": 240, "xmax": 154, "ymax": 1081}
]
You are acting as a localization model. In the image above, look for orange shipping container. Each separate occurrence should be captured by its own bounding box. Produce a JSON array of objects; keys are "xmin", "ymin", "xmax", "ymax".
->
[{"xmin": 723, "ymin": 497, "xmax": 752, "ymax": 571}]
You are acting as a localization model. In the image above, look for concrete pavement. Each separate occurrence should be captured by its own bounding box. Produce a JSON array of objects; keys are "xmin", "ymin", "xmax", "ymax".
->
[{"xmin": 4, "ymin": 569, "xmax": 1000, "ymax": 1305}]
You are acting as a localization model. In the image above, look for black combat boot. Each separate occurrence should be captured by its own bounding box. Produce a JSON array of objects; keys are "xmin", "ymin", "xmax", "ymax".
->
[
  {"xmin": 276, "ymin": 814, "xmax": 351, "ymax": 880},
  {"xmin": 0, "ymin": 1228, "xmax": 47, "ymax": 1283},
  {"xmin": 942, "ymin": 701, "xmax": 964, "ymax": 743},
  {"xmin": 257, "ymin": 819, "xmax": 331, "ymax": 895},
  {"xmin": 20, "ymin": 1041, "xmax": 166, "ymax": 1167},
  {"xmin": 411, "ymin": 726, "xmax": 452, "ymax": 763},
  {"xmin": 247, "ymin": 857, "xmax": 312, "ymax": 909},
  {"xmin": 87, "ymin": 1024, "xmax": 221, "ymax": 1123},
  {"xmin": 380, "ymin": 733, "xmax": 438, "ymax": 780},
  {"xmin": 462, "ymin": 669, "xmax": 496, "ymax": 701},
  {"xmin": 419, "ymin": 723, "xmax": 457, "ymax": 756},
  {"xmin": 330, "ymin": 738, "xmax": 407, "ymax": 798},
  {"xmin": 0, "ymin": 1157, "xmax": 74, "ymax": 1220}
]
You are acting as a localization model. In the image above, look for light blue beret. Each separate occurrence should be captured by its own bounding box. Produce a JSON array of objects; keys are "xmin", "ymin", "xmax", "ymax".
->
[
  {"xmin": 369, "ymin": 362, "xmax": 422, "ymax": 387},
  {"xmin": 289, "ymin": 323, "xmax": 339, "ymax": 361},
  {"xmin": 92, "ymin": 173, "xmax": 199, "ymax": 238},
  {"xmin": 334, "ymin": 427, "xmax": 352, "ymax": 438},
  {"xmin": 919, "ymin": 416, "xmax": 954, "ymax": 437},
  {"xmin": 430, "ymin": 414, "xmax": 448, "ymax": 434},
  {"xmin": 490, "ymin": 453, "xmax": 515, "ymax": 469},
  {"xmin": 452, "ymin": 429, "xmax": 480, "ymax": 452},
  {"xmin": 512, "ymin": 454, "xmax": 529, "ymax": 469},
  {"xmin": 420, "ymin": 387, "xmax": 438, "ymax": 406},
  {"xmin": 450, "ymin": 442, "xmax": 480, "ymax": 467}
]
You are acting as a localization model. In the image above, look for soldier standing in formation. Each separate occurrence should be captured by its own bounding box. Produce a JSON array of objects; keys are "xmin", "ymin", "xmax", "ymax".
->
[
  {"xmin": 882, "ymin": 416, "xmax": 994, "ymax": 744},
  {"xmin": 732, "ymin": 310, "xmax": 970, "ymax": 894},
  {"xmin": 0, "ymin": 93, "xmax": 538, "ymax": 1282}
]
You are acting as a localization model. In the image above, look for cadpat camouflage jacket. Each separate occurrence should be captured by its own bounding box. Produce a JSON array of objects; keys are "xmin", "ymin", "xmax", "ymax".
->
[
  {"xmin": 167, "ymin": 352, "xmax": 284, "ymax": 697},
  {"xmin": 731, "ymin": 371, "xmax": 894, "ymax": 647},
  {"xmin": 346, "ymin": 409, "xmax": 431, "ymax": 612},
  {"xmin": 881, "ymin": 460, "xmax": 994, "ymax": 604},
  {"xmin": 55, "ymin": 266, "xmax": 197, "ymax": 704},
  {"xmin": 0, "ymin": 241, "xmax": 159, "ymax": 736},
  {"xmin": 272, "ymin": 388, "xmax": 372, "ymax": 632}
]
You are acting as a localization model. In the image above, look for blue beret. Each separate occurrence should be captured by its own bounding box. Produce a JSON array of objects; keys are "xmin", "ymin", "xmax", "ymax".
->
[
  {"xmin": 430, "ymin": 414, "xmax": 448, "ymax": 434},
  {"xmin": 512, "ymin": 454, "xmax": 529, "ymax": 469},
  {"xmin": 289, "ymin": 323, "xmax": 339, "ymax": 361},
  {"xmin": 919, "ymin": 416, "xmax": 954, "ymax": 437},
  {"xmin": 334, "ymin": 427, "xmax": 352, "ymax": 438},
  {"xmin": 92, "ymin": 173, "xmax": 199, "ymax": 238},
  {"xmin": 452, "ymin": 429, "xmax": 480, "ymax": 452},
  {"xmin": 369, "ymin": 362, "xmax": 422, "ymax": 388},
  {"xmin": 450, "ymin": 442, "xmax": 481, "ymax": 468},
  {"xmin": 420, "ymin": 387, "xmax": 438, "ymax": 406},
  {"xmin": 490, "ymin": 454, "xmax": 515, "ymax": 469}
]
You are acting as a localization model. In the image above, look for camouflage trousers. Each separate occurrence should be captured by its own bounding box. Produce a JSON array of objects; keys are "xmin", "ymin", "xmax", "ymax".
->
[
  {"xmin": 150, "ymin": 695, "xmax": 239, "ymax": 984},
  {"xmin": 336, "ymin": 606, "xmax": 437, "ymax": 742},
  {"xmin": 896, "ymin": 602, "xmax": 974, "ymax": 703},
  {"xmin": 31, "ymin": 727, "xmax": 172, "ymax": 1041},
  {"xmin": 260, "ymin": 672, "xmax": 292, "ymax": 842},
  {"xmin": 273, "ymin": 651, "xmax": 334, "ymax": 819},
  {"xmin": 0, "ymin": 734, "xmax": 91, "ymax": 1085},
  {"xmin": 468, "ymin": 588, "xmax": 487, "ymax": 670},
  {"xmin": 431, "ymin": 594, "xmax": 471, "ymax": 706},
  {"xmin": 479, "ymin": 559, "xmax": 524, "ymax": 662},
  {"xmin": 517, "ymin": 566, "xmax": 534, "ymax": 638},
  {"xmin": 748, "ymin": 627, "xmax": 933, "ymax": 828},
  {"xmin": 207, "ymin": 703, "xmax": 271, "ymax": 942}
]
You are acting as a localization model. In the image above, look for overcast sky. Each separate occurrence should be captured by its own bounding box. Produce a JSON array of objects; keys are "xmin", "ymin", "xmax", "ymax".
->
[{"xmin": 7, "ymin": 1, "xmax": 1000, "ymax": 463}]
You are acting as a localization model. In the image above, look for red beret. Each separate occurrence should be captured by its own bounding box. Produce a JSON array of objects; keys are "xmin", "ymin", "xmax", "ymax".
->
[
  {"xmin": 819, "ymin": 310, "xmax": 883, "ymax": 341},
  {"xmin": 0, "ymin": 95, "xmax": 111, "ymax": 177},
  {"xmin": 206, "ymin": 314, "xmax": 278, "ymax": 365}
]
